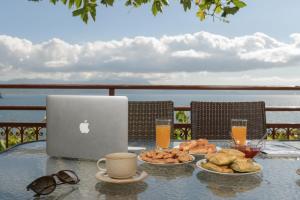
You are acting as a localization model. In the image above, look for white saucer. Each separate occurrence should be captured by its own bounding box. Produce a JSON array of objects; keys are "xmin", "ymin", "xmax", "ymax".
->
[{"xmin": 95, "ymin": 171, "xmax": 148, "ymax": 184}]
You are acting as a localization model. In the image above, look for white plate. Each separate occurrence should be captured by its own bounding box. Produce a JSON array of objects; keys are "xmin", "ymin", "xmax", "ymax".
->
[
  {"xmin": 173, "ymin": 145, "xmax": 221, "ymax": 156},
  {"xmin": 138, "ymin": 155, "xmax": 195, "ymax": 166},
  {"xmin": 196, "ymin": 159, "xmax": 262, "ymax": 176}
]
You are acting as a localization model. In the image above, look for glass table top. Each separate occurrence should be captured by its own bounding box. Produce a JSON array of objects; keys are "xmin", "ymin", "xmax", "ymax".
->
[{"xmin": 0, "ymin": 140, "xmax": 300, "ymax": 200}]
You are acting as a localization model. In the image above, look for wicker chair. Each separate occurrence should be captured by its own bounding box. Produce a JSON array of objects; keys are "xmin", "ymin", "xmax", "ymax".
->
[
  {"xmin": 128, "ymin": 101, "xmax": 174, "ymax": 140},
  {"xmin": 191, "ymin": 101, "xmax": 266, "ymax": 140}
]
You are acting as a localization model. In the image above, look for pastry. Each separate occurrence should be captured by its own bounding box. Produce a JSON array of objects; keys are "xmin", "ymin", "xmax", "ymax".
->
[
  {"xmin": 200, "ymin": 148, "xmax": 261, "ymax": 174},
  {"xmin": 139, "ymin": 148, "xmax": 193, "ymax": 164},
  {"xmin": 206, "ymin": 152, "xmax": 236, "ymax": 165},
  {"xmin": 197, "ymin": 139, "xmax": 209, "ymax": 146},
  {"xmin": 201, "ymin": 162, "xmax": 234, "ymax": 173},
  {"xmin": 230, "ymin": 158, "xmax": 261, "ymax": 173},
  {"xmin": 219, "ymin": 149, "xmax": 245, "ymax": 158},
  {"xmin": 179, "ymin": 139, "xmax": 217, "ymax": 154}
]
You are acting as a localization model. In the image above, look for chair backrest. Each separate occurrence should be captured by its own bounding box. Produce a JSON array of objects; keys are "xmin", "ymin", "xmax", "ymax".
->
[
  {"xmin": 128, "ymin": 101, "xmax": 174, "ymax": 140},
  {"xmin": 191, "ymin": 101, "xmax": 266, "ymax": 139}
]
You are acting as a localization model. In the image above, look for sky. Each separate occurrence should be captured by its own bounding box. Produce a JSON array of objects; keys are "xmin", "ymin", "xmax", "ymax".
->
[{"xmin": 0, "ymin": 0, "xmax": 300, "ymax": 85}]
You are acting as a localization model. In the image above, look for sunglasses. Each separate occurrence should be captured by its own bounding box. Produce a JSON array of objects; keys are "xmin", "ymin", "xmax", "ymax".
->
[{"xmin": 26, "ymin": 170, "xmax": 80, "ymax": 197}]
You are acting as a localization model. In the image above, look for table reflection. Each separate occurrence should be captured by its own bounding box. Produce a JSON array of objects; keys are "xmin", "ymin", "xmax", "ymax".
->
[
  {"xmin": 95, "ymin": 182, "xmax": 148, "ymax": 200},
  {"xmin": 196, "ymin": 171, "xmax": 262, "ymax": 198},
  {"xmin": 296, "ymin": 179, "xmax": 300, "ymax": 187},
  {"xmin": 32, "ymin": 187, "xmax": 78, "ymax": 200},
  {"xmin": 139, "ymin": 163, "xmax": 195, "ymax": 180}
]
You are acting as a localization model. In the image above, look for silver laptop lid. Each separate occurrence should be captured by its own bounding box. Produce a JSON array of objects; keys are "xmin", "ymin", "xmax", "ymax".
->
[{"xmin": 46, "ymin": 95, "xmax": 128, "ymax": 160}]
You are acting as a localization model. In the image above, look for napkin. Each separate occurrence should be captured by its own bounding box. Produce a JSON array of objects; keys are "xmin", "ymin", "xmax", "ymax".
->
[
  {"xmin": 128, "ymin": 146, "xmax": 146, "ymax": 151},
  {"xmin": 261, "ymin": 142, "xmax": 300, "ymax": 156}
]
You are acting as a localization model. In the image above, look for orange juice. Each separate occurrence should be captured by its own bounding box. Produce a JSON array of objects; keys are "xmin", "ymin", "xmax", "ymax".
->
[
  {"xmin": 156, "ymin": 125, "xmax": 171, "ymax": 149},
  {"xmin": 231, "ymin": 126, "xmax": 247, "ymax": 145}
]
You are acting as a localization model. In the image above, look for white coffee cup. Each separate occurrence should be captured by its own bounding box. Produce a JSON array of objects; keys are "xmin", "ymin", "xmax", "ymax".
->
[{"xmin": 97, "ymin": 152, "xmax": 137, "ymax": 179}]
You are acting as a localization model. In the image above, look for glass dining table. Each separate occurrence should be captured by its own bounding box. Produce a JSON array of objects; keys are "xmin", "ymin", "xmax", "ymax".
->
[{"xmin": 0, "ymin": 140, "xmax": 300, "ymax": 200}]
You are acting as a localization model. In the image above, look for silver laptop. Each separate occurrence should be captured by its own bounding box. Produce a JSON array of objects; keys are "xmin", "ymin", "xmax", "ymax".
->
[{"xmin": 46, "ymin": 95, "xmax": 128, "ymax": 160}]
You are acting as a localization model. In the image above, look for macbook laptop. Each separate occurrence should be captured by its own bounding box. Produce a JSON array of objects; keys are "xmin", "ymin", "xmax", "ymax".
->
[{"xmin": 46, "ymin": 95, "xmax": 128, "ymax": 160}]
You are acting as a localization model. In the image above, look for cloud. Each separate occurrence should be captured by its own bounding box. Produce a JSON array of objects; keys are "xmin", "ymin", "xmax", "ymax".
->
[
  {"xmin": 1, "ymin": 32, "xmax": 300, "ymax": 83},
  {"xmin": 171, "ymin": 49, "xmax": 211, "ymax": 59}
]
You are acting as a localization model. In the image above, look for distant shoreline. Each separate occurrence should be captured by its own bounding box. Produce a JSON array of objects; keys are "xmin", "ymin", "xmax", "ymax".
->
[{"xmin": 1, "ymin": 92, "xmax": 300, "ymax": 123}]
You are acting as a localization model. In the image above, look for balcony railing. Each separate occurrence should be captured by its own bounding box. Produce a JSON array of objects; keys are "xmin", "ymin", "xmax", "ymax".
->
[{"xmin": 1, "ymin": 84, "xmax": 300, "ymax": 149}]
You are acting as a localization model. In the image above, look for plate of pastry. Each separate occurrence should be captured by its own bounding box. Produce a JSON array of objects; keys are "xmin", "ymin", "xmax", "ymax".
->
[
  {"xmin": 196, "ymin": 148, "xmax": 262, "ymax": 175},
  {"xmin": 175, "ymin": 139, "xmax": 221, "ymax": 155},
  {"xmin": 138, "ymin": 148, "xmax": 195, "ymax": 165}
]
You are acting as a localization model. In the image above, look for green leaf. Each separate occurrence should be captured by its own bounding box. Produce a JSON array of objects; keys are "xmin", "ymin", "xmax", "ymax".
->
[
  {"xmin": 232, "ymin": 0, "xmax": 247, "ymax": 8},
  {"xmin": 69, "ymin": 0, "xmax": 75, "ymax": 8},
  {"xmin": 152, "ymin": 1, "xmax": 158, "ymax": 15},
  {"xmin": 101, "ymin": 0, "xmax": 114, "ymax": 6},
  {"xmin": 156, "ymin": 1, "xmax": 163, "ymax": 13},
  {"xmin": 181, "ymin": 0, "xmax": 192, "ymax": 11},
  {"xmin": 176, "ymin": 111, "xmax": 189, "ymax": 123},
  {"xmin": 215, "ymin": 5, "xmax": 222, "ymax": 14},
  {"xmin": 222, "ymin": 6, "xmax": 239, "ymax": 17},
  {"xmin": 81, "ymin": 12, "xmax": 89, "ymax": 23},
  {"xmin": 90, "ymin": 11, "xmax": 96, "ymax": 21},
  {"xmin": 50, "ymin": 0, "xmax": 57, "ymax": 4},
  {"xmin": 152, "ymin": 0, "xmax": 163, "ymax": 16},
  {"xmin": 125, "ymin": 0, "xmax": 132, "ymax": 6},
  {"xmin": 199, "ymin": 0, "xmax": 207, "ymax": 9},
  {"xmin": 75, "ymin": 0, "xmax": 82, "ymax": 8},
  {"xmin": 161, "ymin": 0, "xmax": 169, "ymax": 6},
  {"xmin": 29, "ymin": 0, "xmax": 247, "ymax": 24},
  {"xmin": 0, "ymin": 140, "xmax": 6, "ymax": 152},
  {"xmin": 196, "ymin": 9, "xmax": 206, "ymax": 21},
  {"xmin": 72, "ymin": 7, "xmax": 84, "ymax": 16},
  {"xmin": 89, "ymin": 3, "xmax": 97, "ymax": 21}
]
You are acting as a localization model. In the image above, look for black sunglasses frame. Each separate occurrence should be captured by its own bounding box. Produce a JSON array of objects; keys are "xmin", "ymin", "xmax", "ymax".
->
[{"xmin": 26, "ymin": 170, "xmax": 80, "ymax": 197}]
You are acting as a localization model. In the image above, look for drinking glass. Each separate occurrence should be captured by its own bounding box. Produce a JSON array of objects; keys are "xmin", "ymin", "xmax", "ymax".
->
[
  {"xmin": 231, "ymin": 119, "xmax": 247, "ymax": 146},
  {"xmin": 155, "ymin": 119, "xmax": 171, "ymax": 149}
]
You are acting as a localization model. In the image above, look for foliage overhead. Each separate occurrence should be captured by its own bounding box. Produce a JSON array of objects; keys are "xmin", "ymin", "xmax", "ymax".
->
[{"xmin": 29, "ymin": 0, "xmax": 247, "ymax": 23}]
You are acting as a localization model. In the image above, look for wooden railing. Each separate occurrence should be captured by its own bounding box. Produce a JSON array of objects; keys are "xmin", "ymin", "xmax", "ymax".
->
[
  {"xmin": 1, "ymin": 84, "xmax": 300, "ymax": 148},
  {"xmin": 0, "ymin": 122, "xmax": 46, "ymax": 148}
]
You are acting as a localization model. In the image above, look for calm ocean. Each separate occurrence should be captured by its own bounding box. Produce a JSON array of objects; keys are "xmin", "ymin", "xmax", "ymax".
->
[{"xmin": 1, "ymin": 89, "xmax": 300, "ymax": 123}]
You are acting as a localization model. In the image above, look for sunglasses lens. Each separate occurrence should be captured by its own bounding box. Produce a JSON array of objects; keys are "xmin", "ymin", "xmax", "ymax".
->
[
  {"xmin": 28, "ymin": 176, "xmax": 56, "ymax": 195},
  {"xmin": 57, "ymin": 170, "xmax": 79, "ymax": 184}
]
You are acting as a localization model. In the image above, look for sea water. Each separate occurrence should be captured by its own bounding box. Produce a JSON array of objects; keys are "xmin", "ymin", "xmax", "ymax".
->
[{"xmin": 1, "ymin": 89, "xmax": 300, "ymax": 123}]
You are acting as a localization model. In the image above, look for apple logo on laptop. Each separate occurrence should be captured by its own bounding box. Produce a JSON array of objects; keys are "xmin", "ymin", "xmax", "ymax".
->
[{"xmin": 79, "ymin": 120, "xmax": 90, "ymax": 134}]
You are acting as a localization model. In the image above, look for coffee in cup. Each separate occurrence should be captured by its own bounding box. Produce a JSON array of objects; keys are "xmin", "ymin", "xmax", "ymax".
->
[{"xmin": 97, "ymin": 152, "xmax": 137, "ymax": 179}]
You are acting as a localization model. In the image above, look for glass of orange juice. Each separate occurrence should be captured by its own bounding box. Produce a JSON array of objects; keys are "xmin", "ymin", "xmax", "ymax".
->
[
  {"xmin": 155, "ymin": 119, "xmax": 171, "ymax": 149},
  {"xmin": 231, "ymin": 119, "xmax": 247, "ymax": 146}
]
